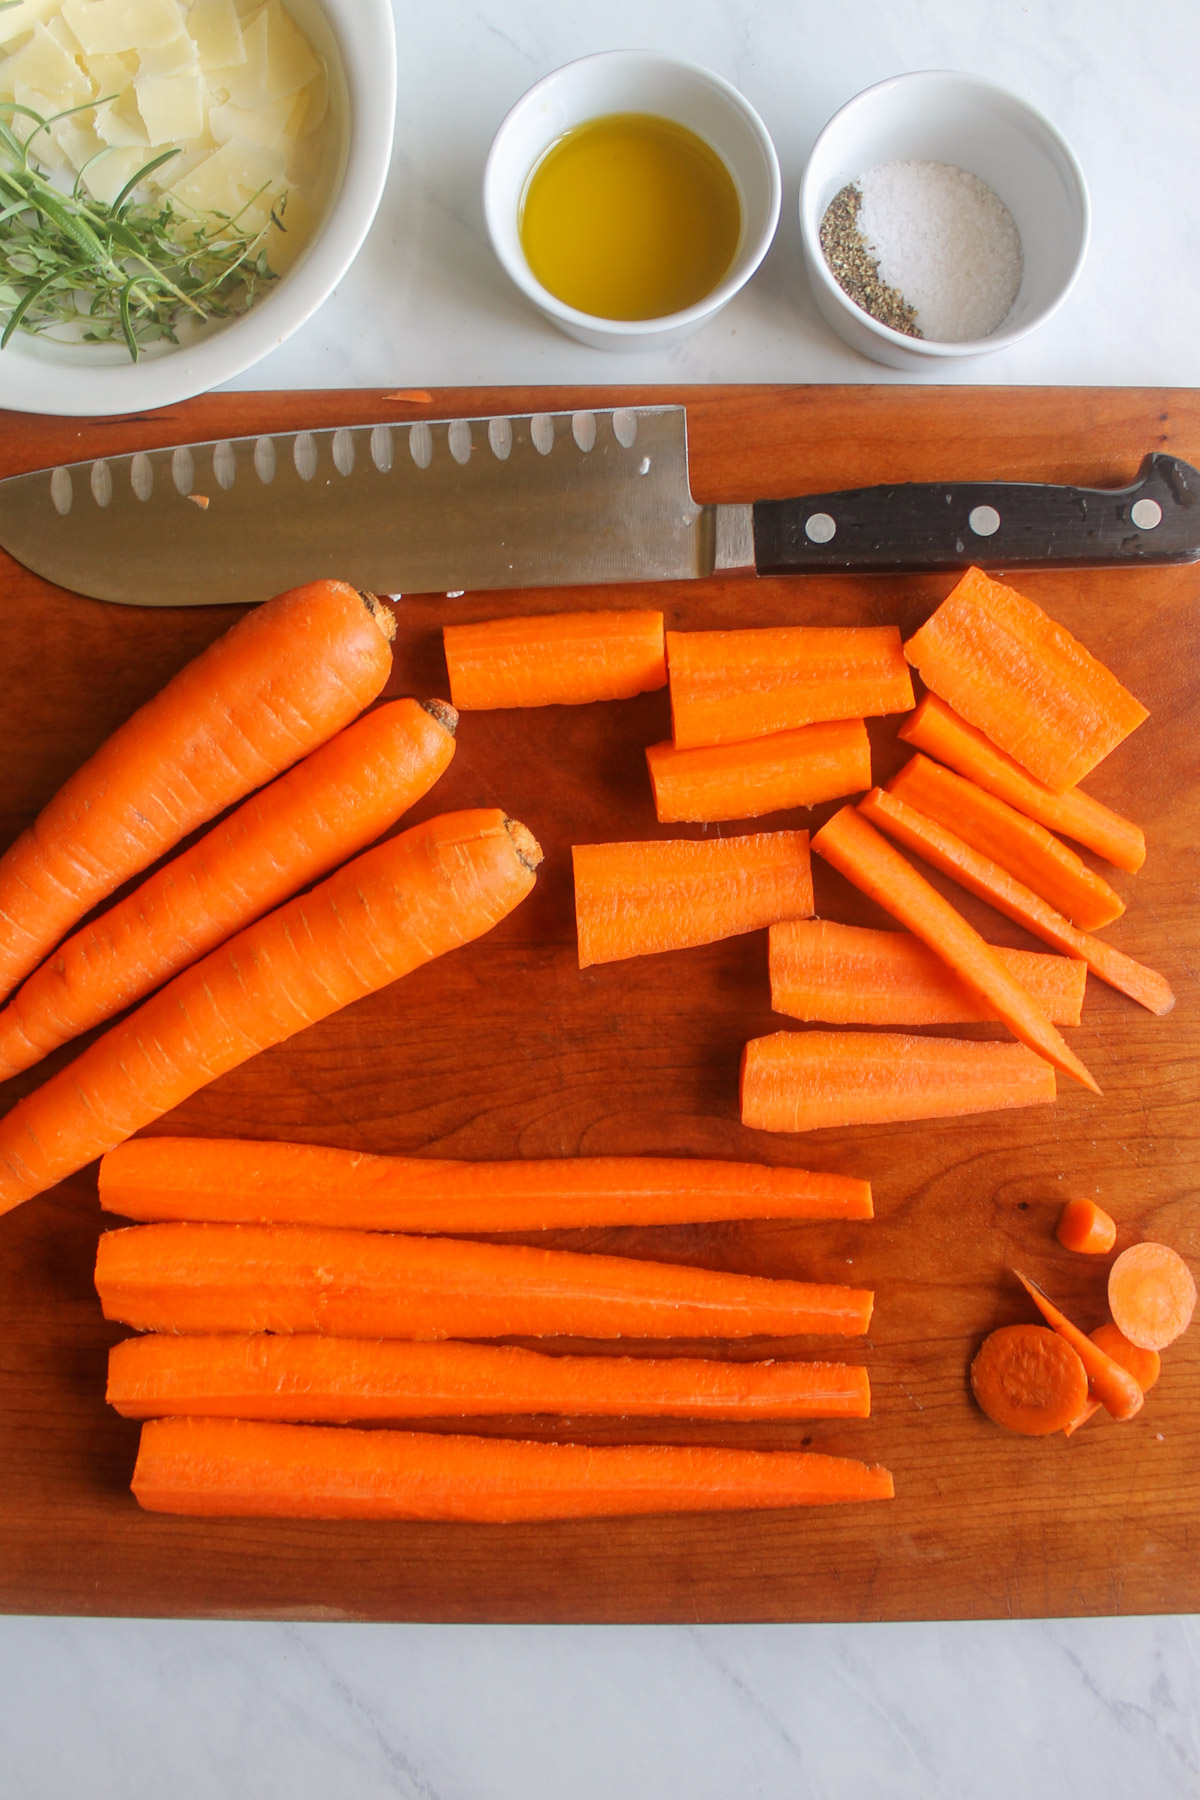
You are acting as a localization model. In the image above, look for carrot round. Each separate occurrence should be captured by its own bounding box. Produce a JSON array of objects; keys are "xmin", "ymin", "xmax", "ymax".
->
[
  {"xmin": 0, "ymin": 810, "xmax": 539, "ymax": 1216},
  {"xmin": 1013, "ymin": 1271, "xmax": 1144, "ymax": 1420},
  {"xmin": 970, "ymin": 1324, "xmax": 1089, "ymax": 1435},
  {"xmin": 1056, "ymin": 1198, "xmax": 1117, "ymax": 1256},
  {"xmin": 1107, "ymin": 1243, "xmax": 1197, "ymax": 1350},
  {"xmin": 98, "ymin": 1138, "xmax": 874, "ymax": 1228},
  {"xmin": 0, "ymin": 581, "xmax": 395, "ymax": 1005},
  {"xmin": 0, "ymin": 699, "xmax": 457, "ymax": 1082},
  {"xmin": 94, "ymin": 1222, "xmax": 875, "ymax": 1339},
  {"xmin": 131, "ymin": 1416, "xmax": 896, "ymax": 1520},
  {"xmin": 107, "ymin": 1333, "xmax": 872, "ymax": 1422},
  {"xmin": 443, "ymin": 608, "xmax": 666, "ymax": 709},
  {"xmin": 646, "ymin": 719, "xmax": 871, "ymax": 824},
  {"xmin": 1063, "ymin": 1323, "xmax": 1161, "ymax": 1436}
]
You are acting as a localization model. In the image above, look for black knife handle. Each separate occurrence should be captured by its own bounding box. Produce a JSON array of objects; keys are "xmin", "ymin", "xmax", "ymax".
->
[{"xmin": 751, "ymin": 454, "xmax": 1200, "ymax": 575}]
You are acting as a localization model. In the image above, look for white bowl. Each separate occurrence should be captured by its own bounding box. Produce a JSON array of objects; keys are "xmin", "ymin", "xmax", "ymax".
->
[
  {"xmin": 799, "ymin": 70, "xmax": 1090, "ymax": 370},
  {"xmin": 0, "ymin": 0, "xmax": 396, "ymax": 418},
  {"xmin": 483, "ymin": 50, "xmax": 781, "ymax": 352}
]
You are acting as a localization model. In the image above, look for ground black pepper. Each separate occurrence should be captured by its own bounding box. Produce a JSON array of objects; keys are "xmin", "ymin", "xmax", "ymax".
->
[{"xmin": 819, "ymin": 182, "xmax": 922, "ymax": 338}]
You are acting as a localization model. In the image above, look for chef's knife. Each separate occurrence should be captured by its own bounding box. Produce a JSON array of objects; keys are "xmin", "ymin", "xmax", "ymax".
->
[{"xmin": 0, "ymin": 405, "xmax": 1196, "ymax": 607}]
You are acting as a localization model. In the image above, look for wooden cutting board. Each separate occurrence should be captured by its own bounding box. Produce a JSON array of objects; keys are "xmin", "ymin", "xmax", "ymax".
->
[{"xmin": 1, "ymin": 385, "xmax": 1198, "ymax": 1623}]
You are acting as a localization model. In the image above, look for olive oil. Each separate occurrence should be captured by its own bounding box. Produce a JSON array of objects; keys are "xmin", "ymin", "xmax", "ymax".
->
[{"xmin": 519, "ymin": 113, "xmax": 742, "ymax": 321}]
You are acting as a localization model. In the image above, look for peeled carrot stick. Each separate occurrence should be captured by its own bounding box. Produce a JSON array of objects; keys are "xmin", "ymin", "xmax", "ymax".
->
[
  {"xmin": 95, "ymin": 1223, "xmax": 874, "ymax": 1339},
  {"xmin": 887, "ymin": 753, "xmax": 1124, "ymax": 930},
  {"xmin": 741, "ymin": 1030, "xmax": 1057, "ymax": 1132},
  {"xmin": 572, "ymin": 830, "xmax": 812, "ymax": 968},
  {"xmin": 0, "ymin": 581, "xmax": 395, "ymax": 1005},
  {"xmin": 769, "ymin": 919, "xmax": 1086, "ymax": 1027},
  {"xmin": 98, "ymin": 1139, "xmax": 873, "ymax": 1228},
  {"xmin": 666, "ymin": 625, "xmax": 914, "ymax": 750},
  {"xmin": 1013, "ymin": 1271, "xmax": 1143, "ymax": 1420},
  {"xmin": 0, "ymin": 700, "xmax": 457, "ymax": 1082},
  {"xmin": 1063, "ymin": 1324, "xmax": 1160, "ymax": 1435},
  {"xmin": 811, "ymin": 804, "xmax": 1099, "ymax": 1092},
  {"xmin": 970, "ymin": 1324, "xmax": 1089, "ymax": 1435},
  {"xmin": 646, "ymin": 719, "xmax": 871, "ymax": 824},
  {"xmin": 131, "ymin": 1417, "xmax": 896, "ymax": 1520},
  {"xmin": 857, "ymin": 785, "xmax": 1175, "ymax": 1016},
  {"xmin": 107, "ymin": 1334, "xmax": 872, "ymax": 1422},
  {"xmin": 1108, "ymin": 1243, "xmax": 1197, "ymax": 1350},
  {"xmin": 443, "ymin": 608, "xmax": 666, "ymax": 710},
  {"xmin": 0, "ymin": 811, "xmax": 539, "ymax": 1217},
  {"xmin": 897, "ymin": 694, "xmax": 1146, "ymax": 872},
  {"xmin": 1056, "ymin": 1198, "xmax": 1117, "ymax": 1255}
]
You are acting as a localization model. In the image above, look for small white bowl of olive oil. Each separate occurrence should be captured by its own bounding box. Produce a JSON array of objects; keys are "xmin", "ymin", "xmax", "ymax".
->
[{"xmin": 483, "ymin": 50, "xmax": 781, "ymax": 351}]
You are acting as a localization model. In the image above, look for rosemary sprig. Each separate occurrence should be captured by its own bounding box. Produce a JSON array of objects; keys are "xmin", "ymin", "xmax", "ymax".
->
[{"xmin": 0, "ymin": 98, "xmax": 281, "ymax": 361}]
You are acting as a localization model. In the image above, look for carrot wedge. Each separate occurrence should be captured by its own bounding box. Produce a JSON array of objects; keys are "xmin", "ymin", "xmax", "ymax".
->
[
  {"xmin": 646, "ymin": 720, "xmax": 871, "ymax": 823},
  {"xmin": 811, "ymin": 803, "xmax": 1099, "ymax": 1092},
  {"xmin": 1013, "ymin": 1271, "xmax": 1144, "ymax": 1420},
  {"xmin": 443, "ymin": 608, "xmax": 666, "ymax": 710},
  {"xmin": 94, "ymin": 1223, "xmax": 875, "ymax": 1339},
  {"xmin": 1063, "ymin": 1324, "xmax": 1160, "ymax": 1435},
  {"xmin": 857, "ymin": 785, "xmax": 1175, "ymax": 1016},
  {"xmin": 107, "ymin": 1334, "xmax": 872, "ymax": 1422},
  {"xmin": 131, "ymin": 1417, "xmax": 896, "ymax": 1520},
  {"xmin": 572, "ymin": 830, "xmax": 812, "ymax": 968},
  {"xmin": 98, "ymin": 1139, "xmax": 873, "ymax": 1228},
  {"xmin": 897, "ymin": 694, "xmax": 1146, "ymax": 872}
]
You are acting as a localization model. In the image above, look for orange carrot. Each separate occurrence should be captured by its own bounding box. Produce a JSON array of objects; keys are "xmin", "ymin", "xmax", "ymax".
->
[
  {"xmin": 98, "ymin": 1138, "xmax": 873, "ymax": 1228},
  {"xmin": 666, "ymin": 625, "xmax": 914, "ymax": 750},
  {"xmin": 769, "ymin": 919, "xmax": 1086, "ymax": 1027},
  {"xmin": 0, "ymin": 700, "xmax": 457, "ymax": 1082},
  {"xmin": 970, "ymin": 1324, "xmax": 1089, "ymax": 1435},
  {"xmin": 857, "ymin": 785, "xmax": 1174, "ymax": 1015},
  {"xmin": 0, "ymin": 811, "xmax": 539, "ymax": 1216},
  {"xmin": 903, "ymin": 566, "xmax": 1149, "ymax": 791},
  {"xmin": 741, "ymin": 1030, "xmax": 1057, "ymax": 1132},
  {"xmin": 897, "ymin": 694, "xmax": 1146, "ymax": 872},
  {"xmin": 1013, "ymin": 1271, "xmax": 1143, "ymax": 1419},
  {"xmin": 131, "ymin": 1416, "xmax": 896, "ymax": 1520},
  {"xmin": 107, "ymin": 1333, "xmax": 872, "ymax": 1422},
  {"xmin": 1056, "ymin": 1198, "xmax": 1117, "ymax": 1255},
  {"xmin": 1108, "ymin": 1243, "xmax": 1197, "ymax": 1350},
  {"xmin": 0, "ymin": 581, "xmax": 395, "ymax": 1005},
  {"xmin": 572, "ymin": 830, "xmax": 812, "ymax": 968},
  {"xmin": 646, "ymin": 719, "xmax": 871, "ymax": 823},
  {"xmin": 1063, "ymin": 1323, "xmax": 1161, "ymax": 1435},
  {"xmin": 95, "ymin": 1222, "xmax": 875, "ymax": 1339},
  {"xmin": 810, "ymin": 804, "xmax": 1098, "ymax": 1092},
  {"xmin": 443, "ymin": 608, "xmax": 666, "ymax": 710},
  {"xmin": 887, "ymin": 753, "xmax": 1124, "ymax": 930}
]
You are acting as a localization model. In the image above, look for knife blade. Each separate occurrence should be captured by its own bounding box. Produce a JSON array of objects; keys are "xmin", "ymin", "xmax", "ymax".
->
[{"xmin": 0, "ymin": 406, "xmax": 1196, "ymax": 607}]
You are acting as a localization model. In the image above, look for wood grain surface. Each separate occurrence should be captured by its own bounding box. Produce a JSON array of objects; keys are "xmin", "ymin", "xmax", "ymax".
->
[{"xmin": 1, "ymin": 385, "xmax": 1197, "ymax": 1622}]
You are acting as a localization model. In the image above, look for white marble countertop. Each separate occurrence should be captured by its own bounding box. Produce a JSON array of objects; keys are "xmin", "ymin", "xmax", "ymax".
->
[{"xmin": 4, "ymin": 2, "xmax": 1200, "ymax": 1794}]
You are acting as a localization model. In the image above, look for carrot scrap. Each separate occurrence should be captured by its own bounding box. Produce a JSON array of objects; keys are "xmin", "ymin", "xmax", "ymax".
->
[
  {"xmin": 107, "ymin": 1333, "xmax": 872, "ymax": 1422},
  {"xmin": 970, "ymin": 1324, "xmax": 1089, "ymax": 1435},
  {"xmin": 0, "ymin": 699, "xmax": 457, "ymax": 1082},
  {"xmin": 741, "ymin": 1030, "xmax": 1057, "ymax": 1133},
  {"xmin": 769, "ymin": 919, "xmax": 1086, "ymax": 1027},
  {"xmin": 98, "ymin": 1139, "xmax": 873, "ymax": 1228},
  {"xmin": 1063, "ymin": 1323, "xmax": 1161, "ymax": 1436},
  {"xmin": 666, "ymin": 624, "xmax": 914, "ymax": 750},
  {"xmin": 1013, "ymin": 1271, "xmax": 1143, "ymax": 1420},
  {"xmin": 131, "ymin": 1416, "xmax": 896, "ymax": 1520},
  {"xmin": 0, "ymin": 581, "xmax": 395, "ymax": 1006},
  {"xmin": 646, "ymin": 719, "xmax": 871, "ymax": 824},
  {"xmin": 1108, "ymin": 1242, "xmax": 1197, "ymax": 1350},
  {"xmin": 572, "ymin": 829, "xmax": 812, "ymax": 968},
  {"xmin": 1056, "ymin": 1198, "xmax": 1117, "ymax": 1256},
  {"xmin": 811, "ymin": 803, "xmax": 1099, "ymax": 1092},
  {"xmin": 443, "ymin": 608, "xmax": 666, "ymax": 710},
  {"xmin": 857, "ymin": 785, "xmax": 1174, "ymax": 1016},
  {"xmin": 897, "ymin": 694, "xmax": 1146, "ymax": 872},
  {"xmin": 0, "ymin": 811, "xmax": 539, "ymax": 1217},
  {"xmin": 95, "ymin": 1223, "xmax": 875, "ymax": 1339}
]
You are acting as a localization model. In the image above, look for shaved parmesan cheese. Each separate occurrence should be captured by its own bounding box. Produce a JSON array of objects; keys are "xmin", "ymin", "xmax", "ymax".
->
[
  {"xmin": 62, "ymin": 0, "xmax": 183, "ymax": 55},
  {"xmin": 188, "ymin": 0, "xmax": 245, "ymax": 71},
  {"xmin": 94, "ymin": 86, "xmax": 149, "ymax": 147},
  {"xmin": 208, "ymin": 90, "xmax": 291, "ymax": 149},
  {"xmin": 78, "ymin": 141, "xmax": 146, "ymax": 204},
  {"xmin": 168, "ymin": 135, "xmax": 285, "ymax": 219},
  {"xmin": 136, "ymin": 29, "xmax": 199, "ymax": 77},
  {"xmin": 2, "ymin": 20, "xmax": 91, "ymax": 106},
  {"xmin": 0, "ymin": 0, "xmax": 63, "ymax": 49},
  {"xmin": 136, "ymin": 67, "xmax": 204, "ymax": 142}
]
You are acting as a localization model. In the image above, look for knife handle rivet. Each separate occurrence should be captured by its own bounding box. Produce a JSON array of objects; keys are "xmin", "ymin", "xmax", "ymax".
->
[
  {"xmin": 968, "ymin": 504, "xmax": 1001, "ymax": 537},
  {"xmin": 1131, "ymin": 497, "xmax": 1163, "ymax": 529},
  {"xmin": 50, "ymin": 467, "xmax": 72, "ymax": 516},
  {"xmin": 130, "ymin": 454, "xmax": 153, "ymax": 502},
  {"xmin": 254, "ymin": 437, "xmax": 276, "ymax": 484},
  {"xmin": 488, "ymin": 417, "xmax": 513, "ymax": 461},
  {"xmin": 90, "ymin": 460, "xmax": 112, "ymax": 508},
  {"xmin": 805, "ymin": 511, "xmax": 836, "ymax": 544},
  {"xmin": 370, "ymin": 426, "xmax": 394, "ymax": 473},
  {"xmin": 448, "ymin": 421, "xmax": 472, "ymax": 466},
  {"xmin": 173, "ymin": 447, "xmax": 195, "ymax": 495}
]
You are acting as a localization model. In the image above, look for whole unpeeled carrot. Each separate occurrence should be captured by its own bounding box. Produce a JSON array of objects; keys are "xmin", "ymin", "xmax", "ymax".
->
[
  {"xmin": 132, "ymin": 1416, "xmax": 896, "ymax": 1520},
  {"xmin": 0, "ymin": 581, "xmax": 395, "ymax": 1005},
  {"xmin": 0, "ymin": 811, "xmax": 539, "ymax": 1217},
  {"xmin": 573, "ymin": 830, "xmax": 813, "ymax": 968},
  {"xmin": 0, "ymin": 700, "xmax": 457, "ymax": 1081},
  {"xmin": 98, "ymin": 1138, "xmax": 873, "ymax": 1228},
  {"xmin": 107, "ymin": 1333, "xmax": 872, "ymax": 1422},
  {"xmin": 646, "ymin": 719, "xmax": 871, "ymax": 823},
  {"xmin": 811, "ymin": 803, "xmax": 1099, "ymax": 1092},
  {"xmin": 1013, "ymin": 1271, "xmax": 1144, "ymax": 1420},
  {"xmin": 443, "ymin": 608, "xmax": 666, "ymax": 709},
  {"xmin": 94, "ymin": 1223, "xmax": 874, "ymax": 1339}
]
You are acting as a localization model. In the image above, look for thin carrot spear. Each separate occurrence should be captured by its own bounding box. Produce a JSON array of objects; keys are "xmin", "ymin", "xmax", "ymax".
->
[
  {"xmin": 1013, "ymin": 1271, "xmax": 1144, "ymax": 1420},
  {"xmin": 1063, "ymin": 1325, "xmax": 1160, "ymax": 1436},
  {"xmin": 646, "ymin": 719, "xmax": 870, "ymax": 824},
  {"xmin": 443, "ymin": 608, "xmax": 666, "ymax": 709}
]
